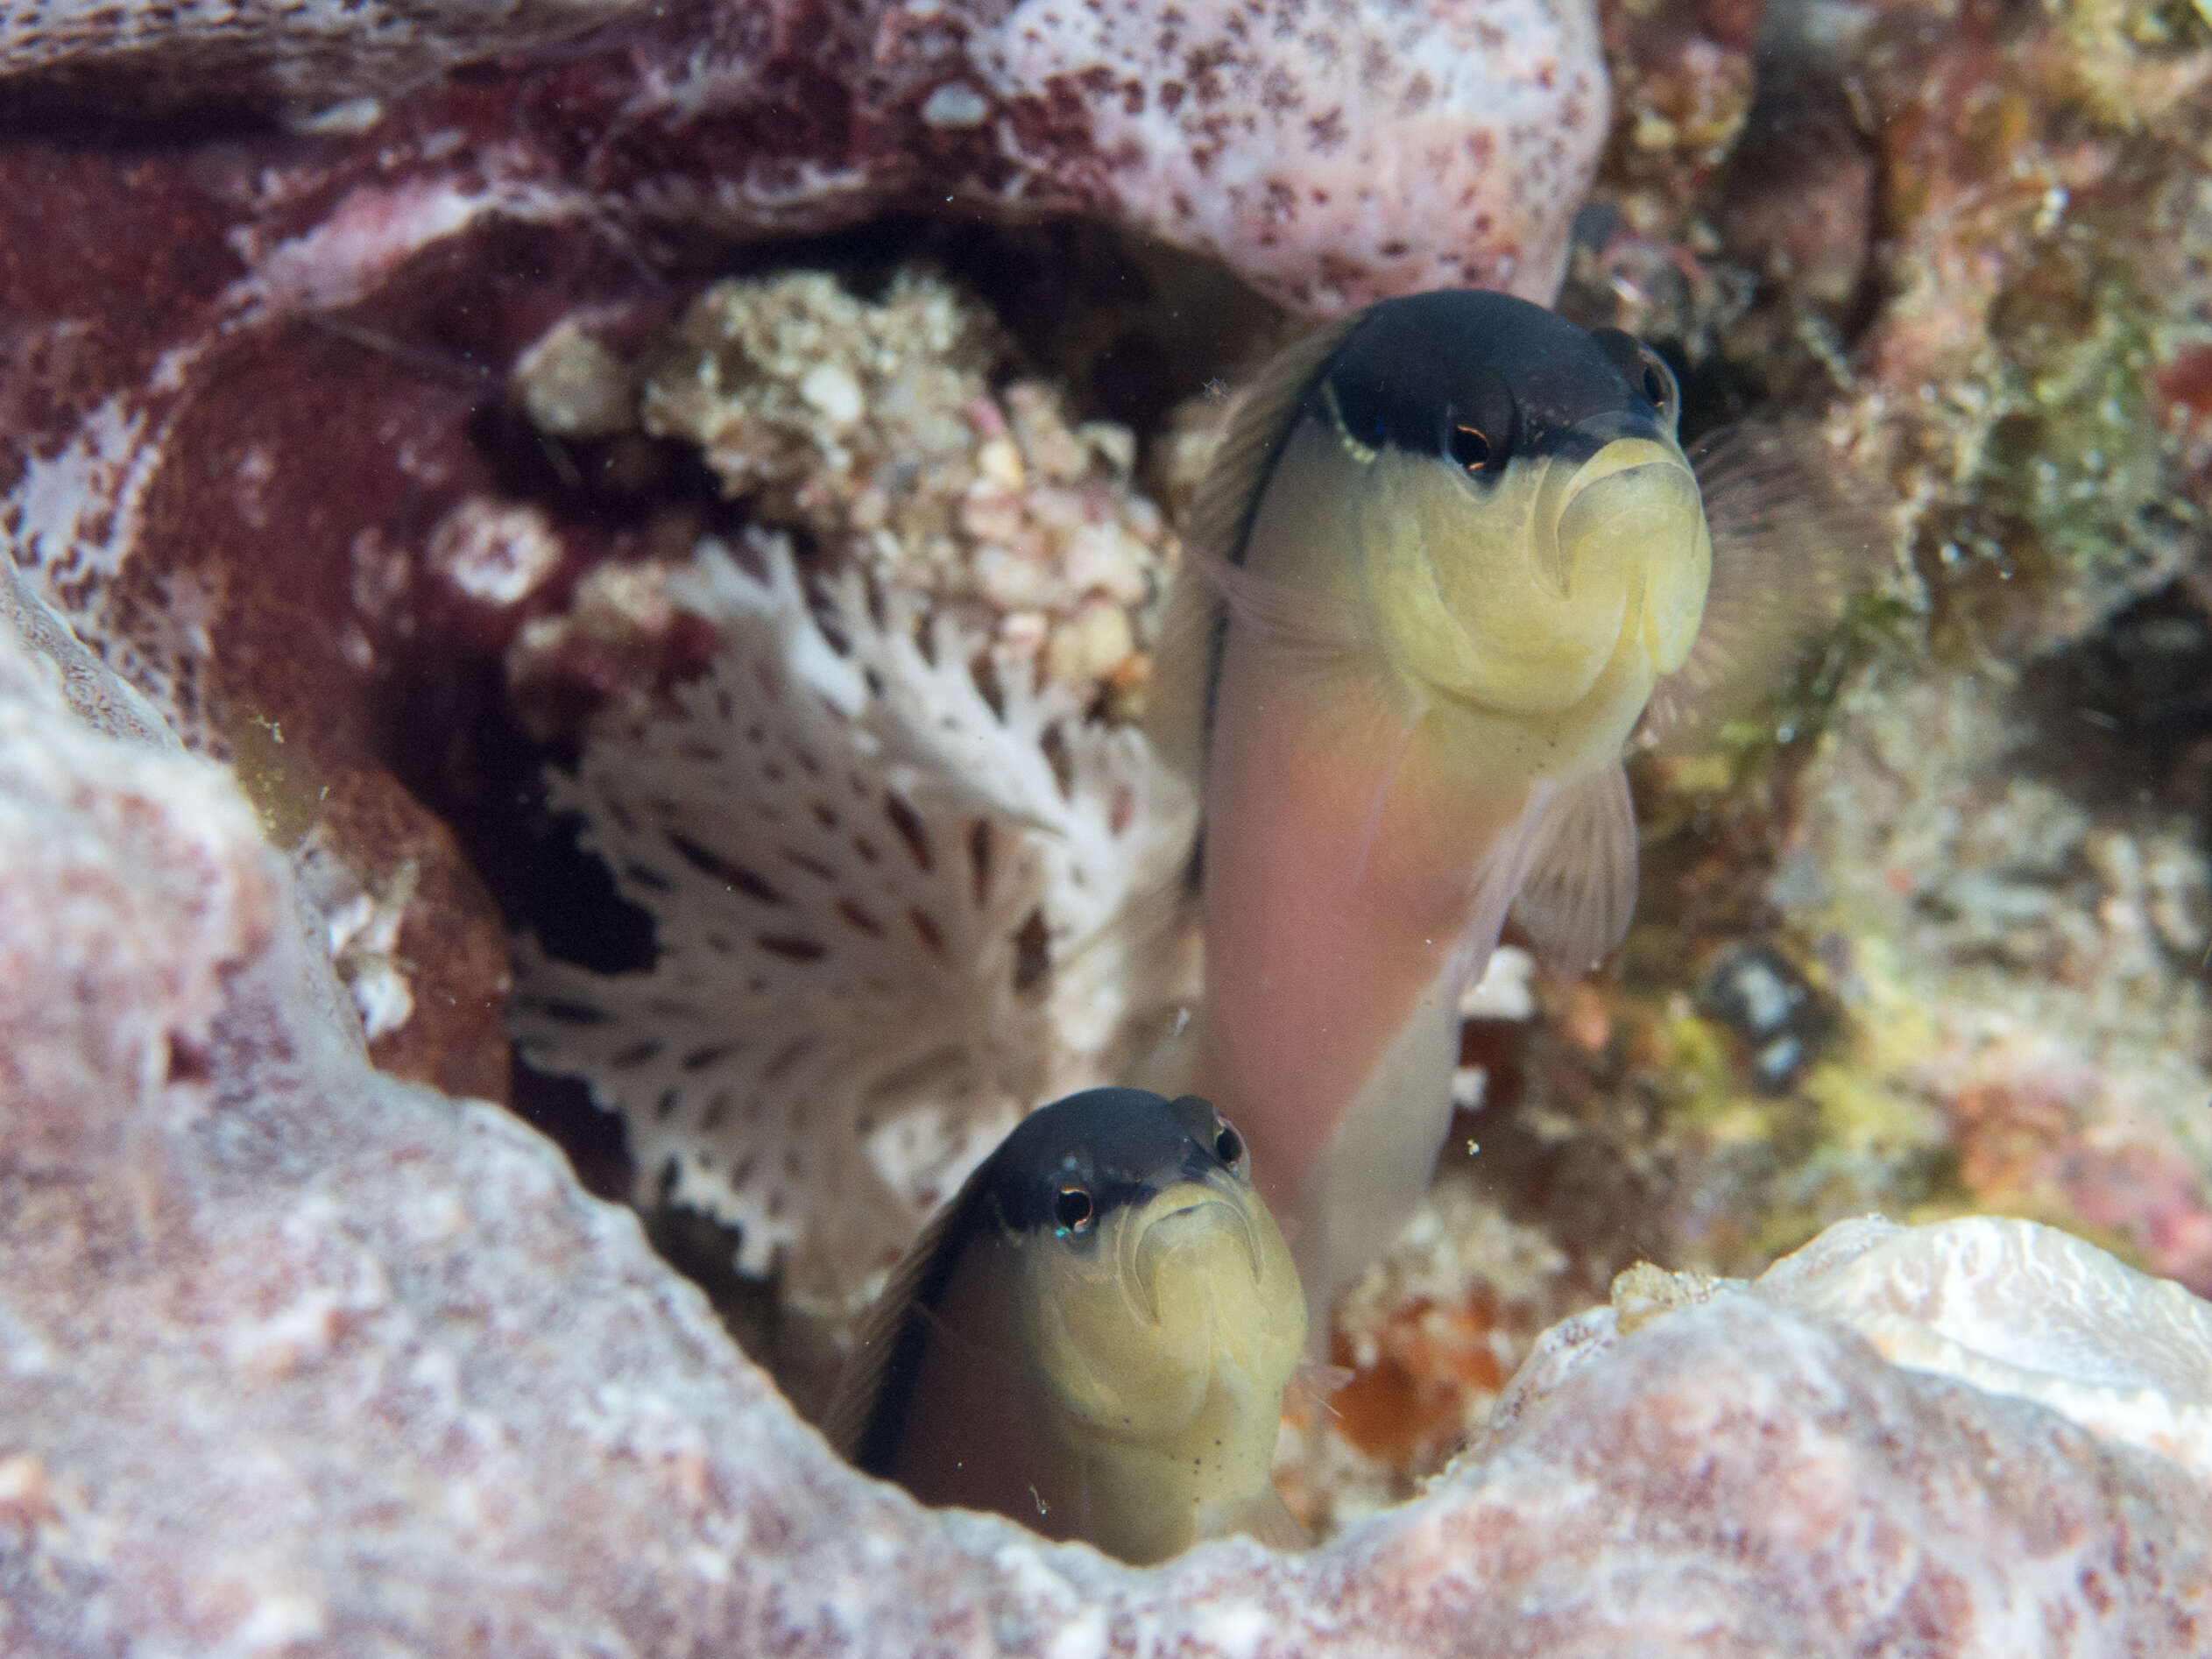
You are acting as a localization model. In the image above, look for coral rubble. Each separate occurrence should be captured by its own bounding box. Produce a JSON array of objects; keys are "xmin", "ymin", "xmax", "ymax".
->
[{"xmin": 630, "ymin": 271, "xmax": 1175, "ymax": 707}]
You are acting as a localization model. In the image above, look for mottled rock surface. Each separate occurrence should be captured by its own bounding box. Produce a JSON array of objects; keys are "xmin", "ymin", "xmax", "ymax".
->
[
  {"xmin": 1, "ymin": 0, "xmax": 1603, "ymax": 313},
  {"xmin": 0, "ymin": 0, "xmax": 1611, "ymax": 1112},
  {"xmin": 0, "ymin": 0, "xmax": 625, "ymax": 111},
  {"xmin": 4, "ymin": 572, "xmax": 2208, "ymax": 1654}
]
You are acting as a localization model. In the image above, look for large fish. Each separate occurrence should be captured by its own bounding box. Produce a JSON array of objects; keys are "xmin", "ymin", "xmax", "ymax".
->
[
  {"xmin": 823, "ymin": 1087, "xmax": 1305, "ymax": 1565},
  {"xmin": 1149, "ymin": 288, "xmax": 1852, "ymax": 1324}
]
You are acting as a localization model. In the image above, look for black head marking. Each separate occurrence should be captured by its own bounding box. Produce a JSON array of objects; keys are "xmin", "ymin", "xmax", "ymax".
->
[
  {"xmin": 1318, "ymin": 291, "xmax": 1677, "ymax": 480},
  {"xmin": 980, "ymin": 1088, "xmax": 1249, "ymax": 1242}
]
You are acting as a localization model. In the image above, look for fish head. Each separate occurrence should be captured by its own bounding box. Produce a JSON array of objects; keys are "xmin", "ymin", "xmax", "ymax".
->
[
  {"xmin": 1308, "ymin": 293, "xmax": 1713, "ymax": 717},
  {"xmin": 986, "ymin": 1090, "xmax": 1305, "ymax": 1446}
]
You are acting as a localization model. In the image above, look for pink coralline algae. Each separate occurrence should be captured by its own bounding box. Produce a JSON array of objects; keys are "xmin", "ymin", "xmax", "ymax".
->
[
  {"xmin": 0, "ymin": 0, "xmax": 625, "ymax": 111},
  {"xmin": 1, "ymin": 0, "xmax": 1604, "ymax": 315},
  {"xmin": 0, "ymin": 0, "xmax": 1607, "ymax": 1104},
  {"xmin": 3, "ymin": 569, "xmax": 2208, "ymax": 1655}
]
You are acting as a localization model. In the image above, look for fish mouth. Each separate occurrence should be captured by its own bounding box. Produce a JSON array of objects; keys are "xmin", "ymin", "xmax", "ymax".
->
[
  {"xmin": 1539, "ymin": 433, "xmax": 1695, "ymax": 586},
  {"xmin": 1120, "ymin": 1182, "xmax": 1264, "ymax": 1326},
  {"xmin": 1537, "ymin": 426, "xmax": 1709, "ymax": 671}
]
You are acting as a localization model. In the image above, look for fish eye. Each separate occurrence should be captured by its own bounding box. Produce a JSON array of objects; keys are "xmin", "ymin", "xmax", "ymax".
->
[
  {"xmin": 1053, "ymin": 1186, "xmax": 1095, "ymax": 1232},
  {"xmin": 1639, "ymin": 353, "xmax": 1678, "ymax": 415},
  {"xmin": 1448, "ymin": 424, "xmax": 1493, "ymax": 473},
  {"xmin": 1213, "ymin": 1125, "xmax": 1244, "ymax": 1167}
]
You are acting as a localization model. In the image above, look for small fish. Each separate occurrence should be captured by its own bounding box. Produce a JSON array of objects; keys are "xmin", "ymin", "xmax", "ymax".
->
[
  {"xmin": 1149, "ymin": 289, "xmax": 1858, "ymax": 1324},
  {"xmin": 823, "ymin": 1087, "xmax": 1307, "ymax": 1565}
]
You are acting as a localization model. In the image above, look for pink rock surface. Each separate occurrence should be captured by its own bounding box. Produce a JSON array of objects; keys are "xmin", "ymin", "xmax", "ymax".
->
[
  {"xmin": 3, "ymin": 567, "xmax": 2206, "ymax": 1655},
  {"xmin": 0, "ymin": 0, "xmax": 625, "ymax": 109},
  {"xmin": 1, "ymin": 0, "xmax": 1602, "ymax": 315}
]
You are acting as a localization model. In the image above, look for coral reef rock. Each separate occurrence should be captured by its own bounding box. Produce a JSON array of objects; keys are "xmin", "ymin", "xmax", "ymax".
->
[
  {"xmin": 625, "ymin": 268, "xmax": 1175, "ymax": 708},
  {"xmin": 1, "ymin": 0, "xmax": 1611, "ymax": 1112},
  {"xmin": 512, "ymin": 535, "xmax": 1197, "ymax": 1306},
  {"xmin": 1, "ymin": 0, "xmax": 1606, "ymax": 314},
  {"xmin": 4, "ymin": 569, "xmax": 2208, "ymax": 1650},
  {"xmin": 0, "ymin": 0, "xmax": 624, "ymax": 112}
]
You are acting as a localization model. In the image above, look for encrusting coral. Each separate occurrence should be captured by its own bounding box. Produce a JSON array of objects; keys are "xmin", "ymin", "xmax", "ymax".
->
[
  {"xmin": 512, "ymin": 534, "xmax": 1195, "ymax": 1304},
  {"xmin": 2, "ymin": 573, "xmax": 2206, "ymax": 1646},
  {"xmin": 630, "ymin": 271, "xmax": 1176, "ymax": 704},
  {"xmin": 2, "ymin": 0, "xmax": 1606, "ymax": 315},
  {"xmin": 8, "ymin": 0, "xmax": 2212, "ymax": 1632}
]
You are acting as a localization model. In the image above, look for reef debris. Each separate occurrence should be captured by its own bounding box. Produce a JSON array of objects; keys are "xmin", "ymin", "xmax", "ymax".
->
[{"xmin": 625, "ymin": 270, "xmax": 1175, "ymax": 709}]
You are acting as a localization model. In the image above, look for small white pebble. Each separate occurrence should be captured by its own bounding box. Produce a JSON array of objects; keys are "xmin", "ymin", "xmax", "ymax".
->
[
  {"xmin": 513, "ymin": 322, "xmax": 636, "ymax": 439},
  {"xmin": 291, "ymin": 96, "xmax": 384, "ymax": 135},
  {"xmin": 428, "ymin": 499, "xmax": 565, "ymax": 608},
  {"xmin": 922, "ymin": 82, "xmax": 992, "ymax": 129},
  {"xmin": 978, "ymin": 435, "xmax": 1026, "ymax": 490},
  {"xmin": 1046, "ymin": 600, "xmax": 1134, "ymax": 685},
  {"xmin": 1459, "ymin": 945, "xmax": 1536, "ymax": 1020},
  {"xmin": 799, "ymin": 363, "xmax": 865, "ymax": 431},
  {"xmin": 1078, "ymin": 420, "xmax": 1135, "ymax": 475}
]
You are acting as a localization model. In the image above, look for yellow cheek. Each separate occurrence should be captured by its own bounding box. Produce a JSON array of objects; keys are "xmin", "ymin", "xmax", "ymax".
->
[
  {"xmin": 1645, "ymin": 511, "xmax": 1713, "ymax": 674},
  {"xmin": 1362, "ymin": 443, "xmax": 1712, "ymax": 710},
  {"xmin": 1017, "ymin": 1221, "xmax": 1209, "ymax": 1443},
  {"xmin": 1362, "ymin": 457, "xmax": 1628, "ymax": 714},
  {"xmin": 1015, "ymin": 1188, "xmax": 1304, "ymax": 1448}
]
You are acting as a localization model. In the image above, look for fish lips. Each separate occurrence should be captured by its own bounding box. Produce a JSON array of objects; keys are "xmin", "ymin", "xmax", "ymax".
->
[
  {"xmin": 1527, "ymin": 421, "xmax": 1709, "ymax": 674},
  {"xmin": 1120, "ymin": 1178, "xmax": 1268, "ymax": 1328},
  {"xmin": 1020, "ymin": 1169, "xmax": 1299, "ymax": 1444}
]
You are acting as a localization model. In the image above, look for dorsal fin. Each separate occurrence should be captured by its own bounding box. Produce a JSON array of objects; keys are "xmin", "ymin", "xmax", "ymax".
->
[
  {"xmin": 1184, "ymin": 315, "xmax": 1366, "ymax": 573},
  {"xmin": 1149, "ymin": 314, "xmax": 1367, "ymax": 784},
  {"xmin": 821, "ymin": 1154, "xmax": 1001, "ymax": 1471}
]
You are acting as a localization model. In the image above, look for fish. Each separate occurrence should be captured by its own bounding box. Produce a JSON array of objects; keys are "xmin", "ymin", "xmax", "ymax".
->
[
  {"xmin": 1148, "ymin": 288, "xmax": 1861, "ymax": 1327},
  {"xmin": 823, "ymin": 1086, "xmax": 1307, "ymax": 1565}
]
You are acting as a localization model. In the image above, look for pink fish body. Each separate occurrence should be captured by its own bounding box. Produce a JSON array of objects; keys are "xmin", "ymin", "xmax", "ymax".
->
[{"xmin": 1149, "ymin": 291, "xmax": 1838, "ymax": 1322}]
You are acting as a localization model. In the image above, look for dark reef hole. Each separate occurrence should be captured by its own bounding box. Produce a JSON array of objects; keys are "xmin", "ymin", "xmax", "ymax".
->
[
  {"xmin": 322, "ymin": 207, "xmax": 1283, "ymax": 1400},
  {"xmin": 2014, "ymin": 577, "xmax": 2212, "ymax": 828},
  {"xmin": 370, "ymin": 646, "xmax": 649, "ymax": 1202},
  {"xmin": 0, "ymin": 75, "xmax": 283, "ymax": 145},
  {"xmin": 465, "ymin": 399, "xmax": 750, "ymax": 536}
]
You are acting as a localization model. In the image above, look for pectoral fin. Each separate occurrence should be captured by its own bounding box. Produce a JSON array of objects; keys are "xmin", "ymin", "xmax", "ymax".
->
[
  {"xmin": 1638, "ymin": 423, "xmax": 1884, "ymax": 751},
  {"xmin": 1509, "ymin": 761, "xmax": 1639, "ymax": 975},
  {"xmin": 1236, "ymin": 1486, "xmax": 1313, "ymax": 1552},
  {"xmin": 1190, "ymin": 540, "xmax": 1371, "ymax": 671}
]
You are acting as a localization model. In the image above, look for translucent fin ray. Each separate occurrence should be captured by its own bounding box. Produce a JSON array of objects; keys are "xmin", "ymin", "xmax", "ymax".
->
[
  {"xmin": 1509, "ymin": 761, "xmax": 1639, "ymax": 975},
  {"xmin": 820, "ymin": 1168, "xmax": 986, "ymax": 1465},
  {"xmin": 1639, "ymin": 423, "xmax": 1890, "ymax": 752},
  {"xmin": 1149, "ymin": 315, "xmax": 1364, "ymax": 778},
  {"xmin": 1183, "ymin": 315, "xmax": 1364, "ymax": 570}
]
